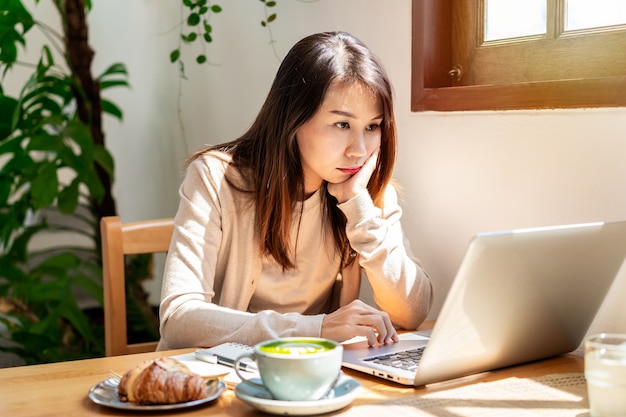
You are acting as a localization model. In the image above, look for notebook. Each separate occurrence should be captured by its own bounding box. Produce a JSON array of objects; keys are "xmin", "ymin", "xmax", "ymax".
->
[{"xmin": 342, "ymin": 220, "xmax": 626, "ymax": 386}]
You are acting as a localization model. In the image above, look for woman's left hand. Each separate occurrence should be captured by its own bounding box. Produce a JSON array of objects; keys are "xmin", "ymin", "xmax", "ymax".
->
[{"xmin": 327, "ymin": 148, "xmax": 379, "ymax": 204}]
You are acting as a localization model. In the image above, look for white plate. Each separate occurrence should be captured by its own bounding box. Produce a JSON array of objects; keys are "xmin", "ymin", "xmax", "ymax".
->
[
  {"xmin": 234, "ymin": 374, "xmax": 361, "ymax": 416},
  {"xmin": 88, "ymin": 377, "xmax": 226, "ymax": 411}
]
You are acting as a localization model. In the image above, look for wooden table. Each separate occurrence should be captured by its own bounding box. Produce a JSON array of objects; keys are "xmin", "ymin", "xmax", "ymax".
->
[{"xmin": 0, "ymin": 346, "xmax": 583, "ymax": 417}]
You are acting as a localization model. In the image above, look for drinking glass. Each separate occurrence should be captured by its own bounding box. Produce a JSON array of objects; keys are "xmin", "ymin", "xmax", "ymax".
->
[{"xmin": 584, "ymin": 333, "xmax": 626, "ymax": 417}]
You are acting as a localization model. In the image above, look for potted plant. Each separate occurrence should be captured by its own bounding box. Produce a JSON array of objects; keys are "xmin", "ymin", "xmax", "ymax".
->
[
  {"xmin": 0, "ymin": 0, "xmax": 160, "ymax": 364},
  {"xmin": 0, "ymin": 0, "xmax": 288, "ymax": 365}
]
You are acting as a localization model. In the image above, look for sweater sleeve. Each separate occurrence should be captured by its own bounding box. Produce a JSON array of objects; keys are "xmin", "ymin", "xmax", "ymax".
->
[
  {"xmin": 338, "ymin": 186, "xmax": 433, "ymax": 330},
  {"xmin": 158, "ymin": 155, "xmax": 324, "ymax": 350}
]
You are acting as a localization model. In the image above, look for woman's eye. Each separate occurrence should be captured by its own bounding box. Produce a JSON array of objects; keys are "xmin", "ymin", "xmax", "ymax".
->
[
  {"xmin": 366, "ymin": 124, "xmax": 381, "ymax": 132},
  {"xmin": 335, "ymin": 122, "xmax": 349, "ymax": 129}
]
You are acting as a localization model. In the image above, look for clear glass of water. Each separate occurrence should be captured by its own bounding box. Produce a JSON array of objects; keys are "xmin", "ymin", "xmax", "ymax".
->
[{"xmin": 585, "ymin": 333, "xmax": 626, "ymax": 417}]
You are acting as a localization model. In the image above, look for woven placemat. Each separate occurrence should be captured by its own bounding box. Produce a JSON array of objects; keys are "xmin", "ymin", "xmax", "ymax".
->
[{"xmin": 339, "ymin": 373, "xmax": 589, "ymax": 417}]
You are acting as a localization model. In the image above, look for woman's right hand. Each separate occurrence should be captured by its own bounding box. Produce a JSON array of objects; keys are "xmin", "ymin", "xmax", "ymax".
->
[{"xmin": 321, "ymin": 299, "xmax": 399, "ymax": 346}]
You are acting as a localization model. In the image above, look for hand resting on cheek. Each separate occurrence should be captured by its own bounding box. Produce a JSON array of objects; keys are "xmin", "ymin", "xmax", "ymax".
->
[{"xmin": 327, "ymin": 148, "xmax": 380, "ymax": 204}]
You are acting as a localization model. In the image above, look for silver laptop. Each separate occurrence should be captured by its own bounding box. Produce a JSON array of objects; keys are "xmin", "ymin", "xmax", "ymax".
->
[{"xmin": 342, "ymin": 220, "xmax": 626, "ymax": 386}]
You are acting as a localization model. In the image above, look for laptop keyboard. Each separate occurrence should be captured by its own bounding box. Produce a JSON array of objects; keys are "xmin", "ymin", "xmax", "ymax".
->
[{"xmin": 364, "ymin": 346, "xmax": 425, "ymax": 372}]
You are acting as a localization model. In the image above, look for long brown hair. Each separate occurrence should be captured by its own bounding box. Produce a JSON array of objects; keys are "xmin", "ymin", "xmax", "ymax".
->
[{"xmin": 188, "ymin": 31, "xmax": 397, "ymax": 270}]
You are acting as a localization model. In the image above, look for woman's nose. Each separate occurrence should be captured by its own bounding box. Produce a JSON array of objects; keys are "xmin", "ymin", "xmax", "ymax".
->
[{"xmin": 346, "ymin": 132, "xmax": 367, "ymax": 158}]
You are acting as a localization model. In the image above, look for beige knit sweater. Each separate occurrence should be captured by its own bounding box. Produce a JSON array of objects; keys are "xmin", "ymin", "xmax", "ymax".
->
[{"xmin": 157, "ymin": 152, "xmax": 432, "ymax": 350}]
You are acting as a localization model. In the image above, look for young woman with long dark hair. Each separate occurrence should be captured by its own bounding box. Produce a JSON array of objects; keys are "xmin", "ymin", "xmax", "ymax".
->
[{"xmin": 157, "ymin": 31, "xmax": 432, "ymax": 350}]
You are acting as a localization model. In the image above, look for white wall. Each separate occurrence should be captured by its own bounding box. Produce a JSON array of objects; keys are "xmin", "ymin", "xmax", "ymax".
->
[{"xmin": 19, "ymin": 1, "xmax": 626, "ymax": 338}]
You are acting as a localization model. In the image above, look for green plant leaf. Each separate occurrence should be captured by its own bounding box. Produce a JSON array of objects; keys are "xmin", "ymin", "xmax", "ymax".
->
[
  {"xmin": 83, "ymin": 169, "xmax": 105, "ymax": 203},
  {"xmin": 100, "ymin": 98, "xmax": 123, "ymax": 120},
  {"xmin": 73, "ymin": 264, "xmax": 103, "ymax": 304},
  {"xmin": 6, "ymin": 331, "xmax": 57, "ymax": 364},
  {"xmin": 84, "ymin": 277, "xmax": 104, "ymax": 304},
  {"xmin": 97, "ymin": 62, "xmax": 128, "ymax": 78},
  {"xmin": 0, "ymin": 0, "xmax": 35, "ymax": 67},
  {"xmin": 2, "ymin": 224, "xmax": 43, "ymax": 263},
  {"xmin": 57, "ymin": 296, "xmax": 95, "ymax": 344},
  {"xmin": 266, "ymin": 1, "xmax": 276, "ymax": 7},
  {"xmin": 57, "ymin": 178, "xmax": 80, "ymax": 214},
  {"xmin": 170, "ymin": 49, "xmax": 180, "ymax": 63},
  {"xmin": 0, "ymin": 42, "xmax": 18, "ymax": 69},
  {"xmin": 99, "ymin": 79, "xmax": 129, "ymax": 90},
  {"xmin": 93, "ymin": 145, "xmax": 115, "ymax": 178},
  {"xmin": 29, "ymin": 307, "xmax": 62, "ymax": 336},
  {"xmin": 187, "ymin": 13, "xmax": 200, "ymax": 26},
  {"xmin": 0, "ymin": 174, "xmax": 12, "ymax": 206},
  {"xmin": 30, "ymin": 163, "xmax": 59, "ymax": 210},
  {"xmin": 0, "ymin": 131, "xmax": 23, "ymax": 153},
  {"xmin": 0, "ymin": 261, "xmax": 28, "ymax": 287},
  {"xmin": 27, "ymin": 280, "xmax": 70, "ymax": 305},
  {"xmin": 3, "ymin": 138, "xmax": 32, "ymax": 166},
  {"xmin": 40, "ymin": 45, "xmax": 55, "ymax": 68},
  {"xmin": 0, "ymin": 95, "xmax": 19, "ymax": 139},
  {"xmin": 26, "ymin": 132, "xmax": 61, "ymax": 152},
  {"xmin": 211, "ymin": 4, "xmax": 222, "ymax": 13},
  {"xmin": 267, "ymin": 13, "xmax": 277, "ymax": 23},
  {"xmin": 22, "ymin": 93, "xmax": 63, "ymax": 117},
  {"xmin": 0, "ymin": 212, "xmax": 21, "ymax": 247},
  {"xmin": 196, "ymin": 55, "xmax": 207, "ymax": 64},
  {"xmin": 57, "ymin": 144, "xmax": 88, "ymax": 178},
  {"xmin": 63, "ymin": 122, "xmax": 94, "ymax": 160}
]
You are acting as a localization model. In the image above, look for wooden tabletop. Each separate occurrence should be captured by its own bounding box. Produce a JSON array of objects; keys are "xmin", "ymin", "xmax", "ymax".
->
[{"xmin": 0, "ymin": 346, "xmax": 583, "ymax": 417}]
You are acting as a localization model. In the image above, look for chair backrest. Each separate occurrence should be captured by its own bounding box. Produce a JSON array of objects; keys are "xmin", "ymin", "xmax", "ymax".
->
[{"xmin": 100, "ymin": 216, "xmax": 174, "ymax": 356}]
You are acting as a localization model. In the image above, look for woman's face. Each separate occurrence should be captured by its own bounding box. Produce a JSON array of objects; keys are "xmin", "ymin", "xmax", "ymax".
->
[{"xmin": 296, "ymin": 81, "xmax": 383, "ymax": 197}]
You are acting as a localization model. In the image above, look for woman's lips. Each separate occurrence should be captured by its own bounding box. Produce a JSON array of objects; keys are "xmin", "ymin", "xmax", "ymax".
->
[{"xmin": 339, "ymin": 167, "xmax": 361, "ymax": 175}]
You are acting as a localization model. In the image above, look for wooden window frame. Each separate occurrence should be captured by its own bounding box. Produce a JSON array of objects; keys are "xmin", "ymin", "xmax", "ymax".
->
[{"xmin": 411, "ymin": 0, "xmax": 626, "ymax": 111}]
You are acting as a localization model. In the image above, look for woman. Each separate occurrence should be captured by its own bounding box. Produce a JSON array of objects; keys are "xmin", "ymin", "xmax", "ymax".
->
[{"xmin": 157, "ymin": 31, "xmax": 432, "ymax": 351}]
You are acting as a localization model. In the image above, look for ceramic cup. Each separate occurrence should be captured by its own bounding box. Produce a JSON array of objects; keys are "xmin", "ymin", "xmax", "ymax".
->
[
  {"xmin": 584, "ymin": 333, "xmax": 626, "ymax": 417},
  {"xmin": 234, "ymin": 337, "xmax": 343, "ymax": 401}
]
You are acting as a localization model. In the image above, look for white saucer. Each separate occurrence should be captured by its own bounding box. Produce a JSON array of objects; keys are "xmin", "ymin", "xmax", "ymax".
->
[{"xmin": 234, "ymin": 373, "xmax": 361, "ymax": 416}]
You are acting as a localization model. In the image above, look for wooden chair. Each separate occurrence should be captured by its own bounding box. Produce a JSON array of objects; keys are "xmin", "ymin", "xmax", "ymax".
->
[{"xmin": 100, "ymin": 216, "xmax": 174, "ymax": 356}]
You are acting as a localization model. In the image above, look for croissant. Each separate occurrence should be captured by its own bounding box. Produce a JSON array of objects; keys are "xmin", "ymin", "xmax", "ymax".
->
[{"xmin": 118, "ymin": 357, "xmax": 208, "ymax": 404}]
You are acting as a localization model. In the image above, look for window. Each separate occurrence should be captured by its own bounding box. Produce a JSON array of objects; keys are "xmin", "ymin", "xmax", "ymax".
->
[{"xmin": 412, "ymin": 0, "xmax": 626, "ymax": 111}]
